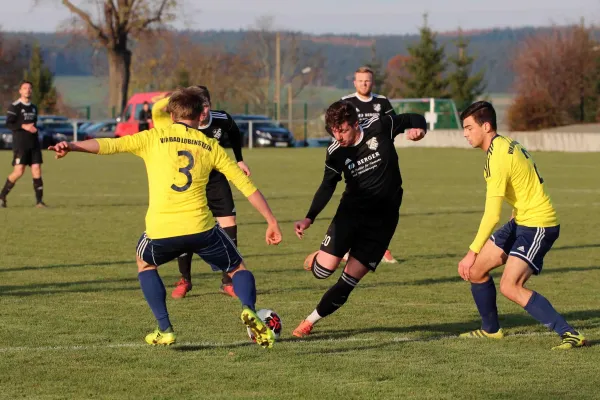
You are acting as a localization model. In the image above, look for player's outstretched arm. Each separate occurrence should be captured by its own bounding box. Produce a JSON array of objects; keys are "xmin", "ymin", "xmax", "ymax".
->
[
  {"xmin": 48, "ymin": 140, "xmax": 100, "ymax": 159},
  {"xmin": 389, "ymin": 113, "xmax": 427, "ymax": 140},
  {"xmin": 246, "ymin": 190, "xmax": 282, "ymax": 245},
  {"xmin": 295, "ymin": 166, "xmax": 341, "ymax": 239}
]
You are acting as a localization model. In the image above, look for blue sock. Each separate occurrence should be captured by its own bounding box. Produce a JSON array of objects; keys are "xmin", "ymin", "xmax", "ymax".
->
[
  {"xmin": 138, "ymin": 269, "xmax": 171, "ymax": 331},
  {"xmin": 232, "ymin": 270, "xmax": 256, "ymax": 311},
  {"xmin": 524, "ymin": 291, "xmax": 574, "ymax": 336},
  {"xmin": 471, "ymin": 277, "xmax": 500, "ymax": 333}
]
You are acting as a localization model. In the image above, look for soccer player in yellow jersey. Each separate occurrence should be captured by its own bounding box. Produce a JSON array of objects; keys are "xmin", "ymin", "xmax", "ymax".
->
[
  {"xmin": 48, "ymin": 87, "xmax": 282, "ymax": 349},
  {"xmin": 457, "ymin": 101, "xmax": 586, "ymax": 350}
]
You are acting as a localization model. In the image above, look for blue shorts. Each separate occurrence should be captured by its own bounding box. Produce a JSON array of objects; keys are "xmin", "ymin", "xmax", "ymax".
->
[
  {"xmin": 135, "ymin": 226, "xmax": 242, "ymax": 272},
  {"xmin": 491, "ymin": 220, "xmax": 560, "ymax": 274}
]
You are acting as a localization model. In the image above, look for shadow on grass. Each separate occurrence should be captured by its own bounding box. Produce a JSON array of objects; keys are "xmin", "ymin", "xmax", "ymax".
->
[
  {"xmin": 302, "ymin": 309, "xmax": 600, "ymax": 342},
  {"xmin": 0, "ymin": 250, "xmax": 311, "ymax": 273},
  {"xmin": 2, "ymin": 262, "xmax": 599, "ymax": 298}
]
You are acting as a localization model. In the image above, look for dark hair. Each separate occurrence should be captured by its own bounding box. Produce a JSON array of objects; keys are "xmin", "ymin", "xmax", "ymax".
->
[
  {"xmin": 325, "ymin": 100, "xmax": 358, "ymax": 135},
  {"xmin": 143, "ymin": 101, "xmax": 149, "ymax": 105},
  {"xmin": 19, "ymin": 80, "xmax": 33, "ymax": 89},
  {"xmin": 460, "ymin": 101, "xmax": 497, "ymax": 131},
  {"xmin": 194, "ymin": 85, "xmax": 211, "ymax": 104},
  {"xmin": 166, "ymin": 87, "xmax": 206, "ymax": 121}
]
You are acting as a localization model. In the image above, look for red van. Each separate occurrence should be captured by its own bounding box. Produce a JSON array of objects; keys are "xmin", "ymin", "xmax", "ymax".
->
[{"xmin": 115, "ymin": 91, "xmax": 169, "ymax": 137}]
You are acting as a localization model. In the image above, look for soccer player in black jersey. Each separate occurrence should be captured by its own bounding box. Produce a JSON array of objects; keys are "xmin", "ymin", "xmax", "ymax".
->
[
  {"xmin": 341, "ymin": 66, "xmax": 395, "ymax": 120},
  {"xmin": 172, "ymin": 86, "xmax": 251, "ymax": 299},
  {"xmin": 341, "ymin": 66, "xmax": 397, "ymax": 263},
  {"xmin": 0, "ymin": 81, "xmax": 46, "ymax": 208},
  {"xmin": 292, "ymin": 100, "xmax": 426, "ymax": 337}
]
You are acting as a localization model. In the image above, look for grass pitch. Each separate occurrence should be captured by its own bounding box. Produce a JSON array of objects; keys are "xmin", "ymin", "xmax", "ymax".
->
[{"xmin": 0, "ymin": 148, "xmax": 599, "ymax": 399}]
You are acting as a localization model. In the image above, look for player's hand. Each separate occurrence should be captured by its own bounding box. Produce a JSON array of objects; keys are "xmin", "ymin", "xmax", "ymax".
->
[
  {"xmin": 405, "ymin": 128, "xmax": 425, "ymax": 141},
  {"xmin": 48, "ymin": 141, "xmax": 71, "ymax": 159},
  {"xmin": 237, "ymin": 161, "xmax": 251, "ymax": 176},
  {"xmin": 266, "ymin": 222, "xmax": 282, "ymax": 245},
  {"xmin": 294, "ymin": 218, "xmax": 312, "ymax": 239},
  {"xmin": 22, "ymin": 123, "xmax": 37, "ymax": 133},
  {"xmin": 458, "ymin": 250, "xmax": 477, "ymax": 281}
]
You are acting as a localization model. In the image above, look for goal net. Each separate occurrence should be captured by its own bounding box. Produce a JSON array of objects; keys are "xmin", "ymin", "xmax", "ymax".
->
[{"xmin": 389, "ymin": 98, "xmax": 461, "ymax": 131}]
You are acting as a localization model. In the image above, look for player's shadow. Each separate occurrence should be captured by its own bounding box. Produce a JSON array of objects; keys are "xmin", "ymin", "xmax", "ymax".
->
[{"xmin": 308, "ymin": 309, "xmax": 600, "ymax": 342}]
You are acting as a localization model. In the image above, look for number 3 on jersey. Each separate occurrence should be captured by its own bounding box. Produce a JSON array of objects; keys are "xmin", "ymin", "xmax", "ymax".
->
[{"xmin": 171, "ymin": 150, "xmax": 194, "ymax": 192}]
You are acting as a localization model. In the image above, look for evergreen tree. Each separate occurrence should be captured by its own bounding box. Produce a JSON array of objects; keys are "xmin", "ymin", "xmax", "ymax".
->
[
  {"xmin": 401, "ymin": 14, "xmax": 447, "ymax": 98},
  {"xmin": 23, "ymin": 43, "xmax": 57, "ymax": 113},
  {"xmin": 447, "ymin": 29, "xmax": 486, "ymax": 112}
]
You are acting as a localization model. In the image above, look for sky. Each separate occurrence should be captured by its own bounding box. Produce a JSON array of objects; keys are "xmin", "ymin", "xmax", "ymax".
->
[{"xmin": 0, "ymin": 0, "xmax": 598, "ymax": 35}]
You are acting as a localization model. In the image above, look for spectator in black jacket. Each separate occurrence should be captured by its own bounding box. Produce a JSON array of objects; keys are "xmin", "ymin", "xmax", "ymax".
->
[{"xmin": 138, "ymin": 101, "xmax": 152, "ymax": 131}]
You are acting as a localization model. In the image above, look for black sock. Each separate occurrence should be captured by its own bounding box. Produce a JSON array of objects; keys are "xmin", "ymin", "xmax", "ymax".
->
[
  {"xmin": 33, "ymin": 178, "xmax": 43, "ymax": 203},
  {"xmin": 316, "ymin": 272, "xmax": 359, "ymax": 318},
  {"xmin": 223, "ymin": 225, "xmax": 238, "ymax": 247},
  {"xmin": 0, "ymin": 178, "xmax": 15, "ymax": 199},
  {"xmin": 177, "ymin": 253, "xmax": 193, "ymax": 282}
]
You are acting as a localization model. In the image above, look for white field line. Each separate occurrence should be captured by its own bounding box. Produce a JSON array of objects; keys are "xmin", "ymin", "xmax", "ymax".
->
[{"xmin": 0, "ymin": 331, "xmax": 562, "ymax": 354}]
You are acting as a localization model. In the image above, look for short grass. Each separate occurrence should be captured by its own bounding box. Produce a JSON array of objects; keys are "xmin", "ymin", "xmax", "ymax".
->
[{"xmin": 0, "ymin": 148, "xmax": 599, "ymax": 399}]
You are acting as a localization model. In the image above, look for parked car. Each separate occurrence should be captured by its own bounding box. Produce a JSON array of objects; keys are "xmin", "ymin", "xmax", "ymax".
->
[
  {"xmin": 82, "ymin": 121, "xmax": 118, "ymax": 139},
  {"xmin": 231, "ymin": 115, "xmax": 295, "ymax": 148},
  {"xmin": 0, "ymin": 115, "xmax": 75, "ymax": 149},
  {"xmin": 0, "ymin": 117, "xmax": 12, "ymax": 150},
  {"xmin": 38, "ymin": 120, "xmax": 74, "ymax": 146}
]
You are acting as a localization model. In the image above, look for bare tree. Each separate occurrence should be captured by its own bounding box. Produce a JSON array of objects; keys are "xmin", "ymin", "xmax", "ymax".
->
[
  {"xmin": 129, "ymin": 30, "xmax": 268, "ymax": 111},
  {"xmin": 58, "ymin": 0, "xmax": 178, "ymax": 115},
  {"xmin": 507, "ymin": 24, "xmax": 598, "ymax": 131},
  {"xmin": 0, "ymin": 29, "xmax": 27, "ymax": 111},
  {"xmin": 383, "ymin": 54, "xmax": 411, "ymax": 98},
  {"xmin": 242, "ymin": 17, "xmax": 324, "ymax": 115}
]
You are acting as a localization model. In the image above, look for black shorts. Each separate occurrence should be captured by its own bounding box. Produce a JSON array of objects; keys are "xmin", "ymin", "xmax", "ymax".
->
[
  {"xmin": 206, "ymin": 172, "xmax": 236, "ymax": 218},
  {"xmin": 320, "ymin": 207, "xmax": 400, "ymax": 271},
  {"xmin": 12, "ymin": 146, "xmax": 43, "ymax": 166}
]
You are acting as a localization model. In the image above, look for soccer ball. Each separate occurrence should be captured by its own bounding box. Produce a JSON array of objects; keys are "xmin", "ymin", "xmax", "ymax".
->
[{"xmin": 247, "ymin": 309, "xmax": 282, "ymax": 341}]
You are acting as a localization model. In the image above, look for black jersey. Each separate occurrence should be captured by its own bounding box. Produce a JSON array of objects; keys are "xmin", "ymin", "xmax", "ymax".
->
[
  {"xmin": 341, "ymin": 92, "xmax": 395, "ymax": 121},
  {"xmin": 306, "ymin": 113, "xmax": 426, "ymax": 221},
  {"xmin": 6, "ymin": 99, "xmax": 38, "ymax": 148},
  {"xmin": 198, "ymin": 110, "xmax": 243, "ymax": 162}
]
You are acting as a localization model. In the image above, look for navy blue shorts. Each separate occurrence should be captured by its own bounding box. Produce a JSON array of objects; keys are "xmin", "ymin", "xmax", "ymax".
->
[
  {"xmin": 136, "ymin": 226, "xmax": 242, "ymax": 272},
  {"xmin": 491, "ymin": 219, "xmax": 560, "ymax": 274}
]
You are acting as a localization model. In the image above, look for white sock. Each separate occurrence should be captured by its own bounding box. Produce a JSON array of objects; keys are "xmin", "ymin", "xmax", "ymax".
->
[{"xmin": 306, "ymin": 309, "xmax": 322, "ymax": 324}]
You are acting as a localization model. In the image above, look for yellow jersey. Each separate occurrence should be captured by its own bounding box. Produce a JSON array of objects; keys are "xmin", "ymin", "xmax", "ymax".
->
[
  {"xmin": 97, "ymin": 123, "xmax": 257, "ymax": 239},
  {"xmin": 151, "ymin": 96, "xmax": 172, "ymax": 129},
  {"xmin": 484, "ymin": 135, "xmax": 558, "ymax": 227}
]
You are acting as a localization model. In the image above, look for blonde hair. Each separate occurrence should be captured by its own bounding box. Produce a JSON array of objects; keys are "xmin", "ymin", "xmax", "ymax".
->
[
  {"xmin": 166, "ymin": 86, "xmax": 207, "ymax": 121},
  {"xmin": 355, "ymin": 66, "xmax": 374, "ymax": 76}
]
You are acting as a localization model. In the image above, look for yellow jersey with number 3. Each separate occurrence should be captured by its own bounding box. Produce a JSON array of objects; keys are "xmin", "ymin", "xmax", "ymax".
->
[
  {"xmin": 484, "ymin": 135, "xmax": 558, "ymax": 227},
  {"xmin": 96, "ymin": 123, "xmax": 257, "ymax": 239}
]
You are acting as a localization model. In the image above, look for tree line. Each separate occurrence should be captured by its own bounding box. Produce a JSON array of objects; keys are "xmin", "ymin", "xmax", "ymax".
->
[{"xmin": 1, "ymin": 0, "xmax": 598, "ymax": 131}]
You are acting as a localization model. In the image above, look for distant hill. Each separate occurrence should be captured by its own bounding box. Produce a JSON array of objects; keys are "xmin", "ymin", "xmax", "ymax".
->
[{"xmin": 4, "ymin": 26, "xmax": 595, "ymax": 94}]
